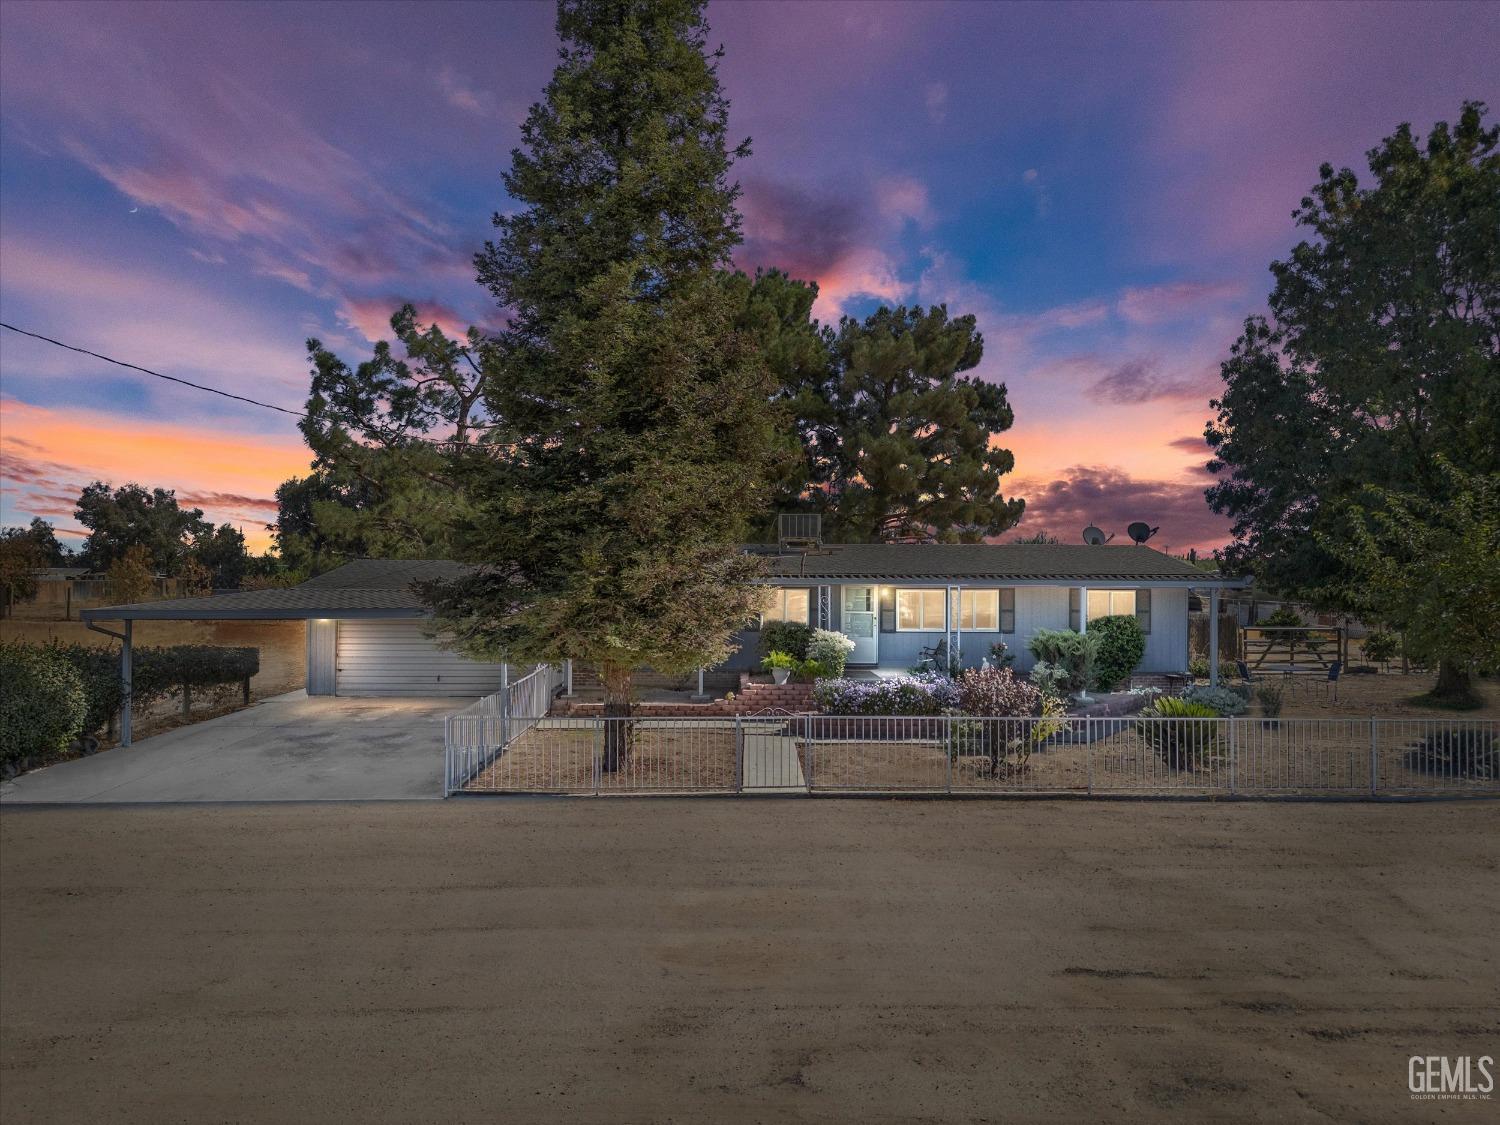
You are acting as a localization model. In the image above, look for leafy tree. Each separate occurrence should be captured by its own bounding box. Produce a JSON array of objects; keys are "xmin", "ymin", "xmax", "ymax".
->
[
  {"xmin": 1207, "ymin": 101, "xmax": 1499, "ymax": 701},
  {"xmin": 289, "ymin": 303, "xmax": 491, "ymax": 565},
  {"xmin": 0, "ymin": 532, "xmax": 44, "ymax": 606},
  {"xmin": 3, "ymin": 518, "xmax": 70, "ymax": 566},
  {"xmin": 814, "ymin": 305, "xmax": 1023, "ymax": 542},
  {"xmin": 104, "ymin": 545, "xmax": 156, "ymax": 604},
  {"xmin": 425, "ymin": 0, "xmax": 779, "ymax": 765},
  {"xmin": 75, "ymin": 483, "xmax": 210, "ymax": 575},
  {"xmin": 1319, "ymin": 461, "xmax": 1499, "ymax": 707},
  {"xmin": 191, "ymin": 523, "xmax": 247, "ymax": 589}
]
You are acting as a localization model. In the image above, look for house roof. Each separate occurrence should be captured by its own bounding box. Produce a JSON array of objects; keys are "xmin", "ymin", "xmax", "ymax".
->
[
  {"xmin": 80, "ymin": 546, "xmax": 1243, "ymax": 623},
  {"xmin": 80, "ymin": 560, "xmax": 474, "ymax": 622},
  {"xmin": 759, "ymin": 543, "xmax": 1245, "ymax": 586}
]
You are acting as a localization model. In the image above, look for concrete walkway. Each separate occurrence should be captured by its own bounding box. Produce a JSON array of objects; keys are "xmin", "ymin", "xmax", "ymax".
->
[
  {"xmin": 740, "ymin": 723, "xmax": 807, "ymax": 793},
  {"xmin": 0, "ymin": 692, "xmax": 456, "ymax": 804}
]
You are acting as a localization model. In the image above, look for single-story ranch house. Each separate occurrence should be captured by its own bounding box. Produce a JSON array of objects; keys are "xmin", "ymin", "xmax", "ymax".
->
[{"xmin": 82, "ymin": 541, "xmax": 1248, "ymax": 742}]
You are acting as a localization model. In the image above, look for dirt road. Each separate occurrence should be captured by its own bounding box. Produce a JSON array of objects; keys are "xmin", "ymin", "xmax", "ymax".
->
[{"xmin": 2, "ymin": 801, "xmax": 1497, "ymax": 1123}]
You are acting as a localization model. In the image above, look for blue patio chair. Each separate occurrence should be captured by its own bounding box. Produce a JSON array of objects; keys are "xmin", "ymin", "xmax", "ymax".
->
[{"xmin": 1322, "ymin": 661, "xmax": 1342, "ymax": 702}]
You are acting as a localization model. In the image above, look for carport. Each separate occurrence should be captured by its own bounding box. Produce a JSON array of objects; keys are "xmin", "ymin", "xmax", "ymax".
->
[{"xmin": 80, "ymin": 560, "xmax": 506, "ymax": 745}]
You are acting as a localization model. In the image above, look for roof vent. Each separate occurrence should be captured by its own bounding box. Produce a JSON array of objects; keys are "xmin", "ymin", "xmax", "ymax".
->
[{"xmin": 778, "ymin": 512, "xmax": 823, "ymax": 551}]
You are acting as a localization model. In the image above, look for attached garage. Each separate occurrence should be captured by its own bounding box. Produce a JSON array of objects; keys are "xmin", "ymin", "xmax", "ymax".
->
[{"xmin": 330, "ymin": 620, "xmax": 506, "ymax": 697}]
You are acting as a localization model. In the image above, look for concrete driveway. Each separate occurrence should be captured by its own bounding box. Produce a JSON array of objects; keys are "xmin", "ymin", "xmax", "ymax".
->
[{"xmin": 0, "ymin": 692, "xmax": 456, "ymax": 803}]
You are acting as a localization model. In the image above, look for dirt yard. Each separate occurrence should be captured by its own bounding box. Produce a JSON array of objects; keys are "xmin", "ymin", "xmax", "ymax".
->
[
  {"xmin": 2, "ymin": 802, "xmax": 1497, "ymax": 1123},
  {"xmin": 469, "ymin": 721, "xmax": 738, "ymax": 791}
]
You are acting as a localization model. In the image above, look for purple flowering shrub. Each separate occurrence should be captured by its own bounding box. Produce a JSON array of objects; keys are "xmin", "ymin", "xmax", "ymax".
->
[{"xmin": 813, "ymin": 671, "xmax": 961, "ymax": 715}]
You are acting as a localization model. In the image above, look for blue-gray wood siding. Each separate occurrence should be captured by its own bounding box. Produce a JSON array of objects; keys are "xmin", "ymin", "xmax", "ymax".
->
[{"xmin": 718, "ymin": 584, "xmax": 1191, "ymax": 676}]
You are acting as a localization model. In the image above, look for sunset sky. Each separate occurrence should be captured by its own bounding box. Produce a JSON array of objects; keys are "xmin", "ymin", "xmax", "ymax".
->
[{"xmin": 1, "ymin": 0, "xmax": 1495, "ymax": 553}]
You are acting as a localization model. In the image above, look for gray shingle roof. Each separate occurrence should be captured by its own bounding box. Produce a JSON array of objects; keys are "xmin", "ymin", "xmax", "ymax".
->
[
  {"xmin": 80, "ymin": 560, "xmax": 475, "ymax": 621},
  {"xmin": 760, "ymin": 543, "xmax": 1238, "ymax": 584}
]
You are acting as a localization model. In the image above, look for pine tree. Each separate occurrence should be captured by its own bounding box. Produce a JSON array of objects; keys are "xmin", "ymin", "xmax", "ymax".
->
[
  {"xmin": 821, "ymin": 305, "xmax": 1024, "ymax": 542},
  {"xmin": 425, "ymin": 0, "xmax": 778, "ymax": 764}
]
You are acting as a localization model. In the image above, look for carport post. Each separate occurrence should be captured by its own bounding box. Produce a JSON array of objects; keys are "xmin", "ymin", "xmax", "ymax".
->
[
  {"xmin": 1209, "ymin": 588, "xmax": 1221, "ymax": 687},
  {"xmin": 563, "ymin": 659, "xmax": 574, "ymax": 697},
  {"xmin": 120, "ymin": 620, "xmax": 133, "ymax": 748}
]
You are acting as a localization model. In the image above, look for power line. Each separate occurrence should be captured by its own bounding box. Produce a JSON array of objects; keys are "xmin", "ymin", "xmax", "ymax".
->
[{"xmin": 0, "ymin": 321, "xmax": 308, "ymax": 419}]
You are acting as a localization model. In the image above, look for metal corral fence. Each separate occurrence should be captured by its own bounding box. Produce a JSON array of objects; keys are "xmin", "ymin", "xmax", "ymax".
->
[{"xmin": 446, "ymin": 711, "xmax": 1497, "ymax": 799}]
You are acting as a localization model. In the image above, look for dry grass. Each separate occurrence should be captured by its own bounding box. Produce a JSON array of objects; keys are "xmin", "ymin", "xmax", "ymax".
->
[
  {"xmin": 801, "ymin": 719, "xmax": 1496, "ymax": 795},
  {"xmin": 1264, "ymin": 670, "xmax": 1500, "ymax": 718},
  {"xmin": 468, "ymin": 722, "xmax": 738, "ymax": 792}
]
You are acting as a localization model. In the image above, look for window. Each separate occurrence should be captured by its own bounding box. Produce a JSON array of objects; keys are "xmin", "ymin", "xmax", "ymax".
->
[
  {"xmin": 896, "ymin": 588, "xmax": 946, "ymax": 630},
  {"xmin": 959, "ymin": 589, "xmax": 998, "ymax": 630},
  {"xmin": 1087, "ymin": 589, "xmax": 1136, "ymax": 620},
  {"xmin": 760, "ymin": 588, "xmax": 810, "ymax": 626},
  {"xmin": 1071, "ymin": 587, "xmax": 1147, "ymax": 632}
]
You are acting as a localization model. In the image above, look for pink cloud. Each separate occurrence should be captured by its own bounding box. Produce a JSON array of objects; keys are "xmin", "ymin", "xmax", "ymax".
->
[
  {"xmin": 876, "ymin": 176, "xmax": 934, "ymax": 228},
  {"xmin": 337, "ymin": 296, "xmax": 476, "ymax": 345},
  {"xmin": 1116, "ymin": 281, "xmax": 1244, "ymax": 326},
  {"xmin": 1010, "ymin": 463, "xmax": 1231, "ymax": 553}
]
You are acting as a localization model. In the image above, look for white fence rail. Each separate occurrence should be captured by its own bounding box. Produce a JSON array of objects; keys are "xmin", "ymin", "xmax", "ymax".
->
[
  {"xmin": 443, "ymin": 663, "xmax": 564, "ymax": 794},
  {"xmin": 445, "ymin": 712, "xmax": 1497, "ymax": 798}
]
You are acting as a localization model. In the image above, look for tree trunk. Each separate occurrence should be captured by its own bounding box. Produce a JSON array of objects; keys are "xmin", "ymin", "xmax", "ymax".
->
[
  {"xmin": 1430, "ymin": 660, "xmax": 1477, "ymax": 707},
  {"xmin": 600, "ymin": 662, "xmax": 633, "ymax": 773}
]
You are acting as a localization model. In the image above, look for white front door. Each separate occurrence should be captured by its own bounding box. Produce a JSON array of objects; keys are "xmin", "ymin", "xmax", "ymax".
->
[{"xmin": 841, "ymin": 585, "xmax": 879, "ymax": 665}]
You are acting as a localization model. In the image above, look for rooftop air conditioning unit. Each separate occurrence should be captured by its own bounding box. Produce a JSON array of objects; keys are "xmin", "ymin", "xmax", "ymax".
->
[{"xmin": 778, "ymin": 512, "xmax": 823, "ymax": 551}]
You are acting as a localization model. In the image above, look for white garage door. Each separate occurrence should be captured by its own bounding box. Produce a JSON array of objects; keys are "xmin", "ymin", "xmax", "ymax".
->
[{"xmin": 335, "ymin": 620, "xmax": 507, "ymax": 697}]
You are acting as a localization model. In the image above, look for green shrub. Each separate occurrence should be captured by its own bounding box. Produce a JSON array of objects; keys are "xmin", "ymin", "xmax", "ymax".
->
[
  {"xmin": 1089, "ymin": 615, "xmax": 1146, "ymax": 691},
  {"xmin": 805, "ymin": 629, "xmax": 855, "ymax": 679},
  {"xmin": 1362, "ymin": 630, "xmax": 1399, "ymax": 663},
  {"xmin": 758, "ymin": 620, "xmax": 812, "ymax": 661},
  {"xmin": 1260, "ymin": 606, "xmax": 1304, "ymax": 627},
  {"xmin": 1137, "ymin": 696, "xmax": 1221, "ymax": 771},
  {"xmin": 762, "ymin": 651, "xmax": 799, "ymax": 671},
  {"xmin": 1188, "ymin": 654, "xmax": 1211, "ymax": 679},
  {"xmin": 1254, "ymin": 681, "xmax": 1285, "ymax": 718},
  {"xmin": 1027, "ymin": 628, "xmax": 1099, "ymax": 696},
  {"xmin": 1180, "ymin": 684, "xmax": 1248, "ymax": 716},
  {"xmin": 0, "ymin": 642, "xmax": 87, "ymax": 767},
  {"xmin": 52, "ymin": 643, "xmax": 259, "ymax": 735}
]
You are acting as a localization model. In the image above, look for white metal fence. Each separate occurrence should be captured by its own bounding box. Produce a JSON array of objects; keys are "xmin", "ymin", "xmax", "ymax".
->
[
  {"xmin": 443, "ymin": 663, "xmax": 564, "ymax": 794},
  {"xmin": 444, "ymin": 711, "xmax": 1497, "ymax": 798}
]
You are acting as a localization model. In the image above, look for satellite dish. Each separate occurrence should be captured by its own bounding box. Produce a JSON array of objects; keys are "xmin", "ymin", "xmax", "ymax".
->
[
  {"xmin": 1127, "ymin": 521, "xmax": 1160, "ymax": 545},
  {"xmin": 1082, "ymin": 524, "xmax": 1114, "ymax": 546}
]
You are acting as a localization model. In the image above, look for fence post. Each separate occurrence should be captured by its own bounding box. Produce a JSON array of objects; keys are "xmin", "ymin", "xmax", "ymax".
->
[
  {"xmin": 1228, "ymin": 717, "xmax": 1237, "ymax": 795},
  {"xmin": 803, "ymin": 713, "xmax": 812, "ymax": 791},
  {"xmin": 593, "ymin": 719, "xmax": 602, "ymax": 796},
  {"xmin": 733, "ymin": 716, "xmax": 744, "ymax": 794},
  {"xmin": 944, "ymin": 715, "xmax": 953, "ymax": 795},
  {"xmin": 1086, "ymin": 718, "xmax": 1093, "ymax": 796},
  {"xmin": 443, "ymin": 716, "xmax": 451, "ymax": 797},
  {"xmin": 499, "ymin": 666, "xmax": 511, "ymax": 750},
  {"xmin": 1369, "ymin": 716, "xmax": 1378, "ymax": 797}
]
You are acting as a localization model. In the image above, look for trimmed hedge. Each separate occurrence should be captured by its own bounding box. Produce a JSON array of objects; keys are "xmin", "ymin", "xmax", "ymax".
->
[
  {"xmin": 52, "ymin": 643, "xmax": 261, "ymax": 735},
  {"xmin": 1090, "ymin": 615, "xmax": 1146, "ymax": 691},
  {"xmin": 0, "ymin": 642, "xmax": 87, "ymax": 767},
  {"xmin": 758, "ymin": 620, "xmax": 812, "ymax": 661}
]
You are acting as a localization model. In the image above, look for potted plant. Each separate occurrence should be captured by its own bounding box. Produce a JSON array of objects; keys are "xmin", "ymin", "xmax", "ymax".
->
[{"xmin": 762, "ymin": 651, "xmax": 798, "ymax": 685}]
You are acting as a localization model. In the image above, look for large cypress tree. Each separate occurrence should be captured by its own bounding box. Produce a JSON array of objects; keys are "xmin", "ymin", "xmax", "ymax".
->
[{"xmin": 424, "ymin": 0, "xmax": 778, "ymax": 758}]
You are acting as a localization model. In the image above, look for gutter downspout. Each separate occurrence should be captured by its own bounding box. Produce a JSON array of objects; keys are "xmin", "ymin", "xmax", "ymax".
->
[{"xmin": 86, "ymin": 618, "xmax": 133, "ymax": 747}]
